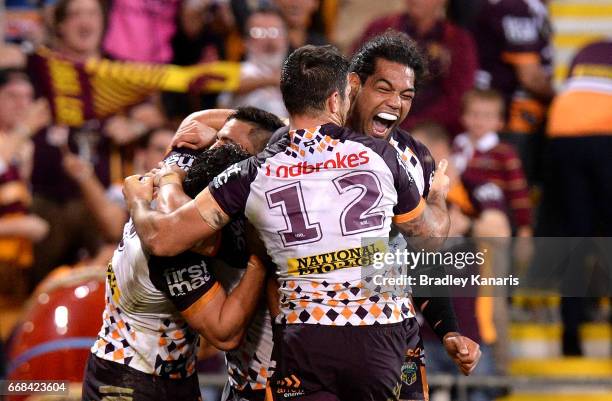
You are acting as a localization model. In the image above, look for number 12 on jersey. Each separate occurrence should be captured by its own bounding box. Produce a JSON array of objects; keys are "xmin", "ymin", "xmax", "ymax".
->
[{"xmin": 265, "ymin": 171, "xmax": 386, "ymax": 247}]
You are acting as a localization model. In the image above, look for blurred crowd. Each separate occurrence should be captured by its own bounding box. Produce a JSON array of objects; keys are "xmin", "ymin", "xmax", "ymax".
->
[{"xmin": 0, "ymin": 0, "xmax": 610, "ymax": 397}]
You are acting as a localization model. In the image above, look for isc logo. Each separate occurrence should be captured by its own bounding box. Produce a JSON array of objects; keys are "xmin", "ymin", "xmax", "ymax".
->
[
  {"xmin": 163, "ymin": 261, "xmax": 211, "ymax": 296},
  {"xmin": 164, "ymin": 152, "xmax": 195, "ymax": 171}
]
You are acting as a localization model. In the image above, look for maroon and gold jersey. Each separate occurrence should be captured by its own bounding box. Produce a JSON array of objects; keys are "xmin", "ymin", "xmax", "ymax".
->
[
  {"xmin": 548, "ymin": 40, "xmax": 612, "ymax": 137},
  {"xmin": 472, "ymin": 0, "xmax": 552, "ymax": 134}
]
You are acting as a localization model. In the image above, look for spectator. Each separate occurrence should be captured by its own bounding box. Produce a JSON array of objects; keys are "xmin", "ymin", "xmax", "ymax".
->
[
  {"xmin": 0, "ymin": 69, "xmax": 50, "ymax": 299},
  {"xmin": 470, "ymin": 0, "xmax": 554, "ymax": 183},
  {"xmin": 413, "ymin": 120, "xmax": 512, "ymax": 241},
  {"xmin": 0, "ymin": 3, "xmax": 27, "ymax": 68},
  {"xmin": 355, "ymin": 0, "xmax": 478, "ymax": 136},
  {"xmin": 27, "ymin": 0, "xmax": 166, "ymax": 288},
  {"xmin": 218, "ymin": 7, "xmax": 289, "ymax": 118},
  {"xmin": 414, "ymin": 122, "xmax": 511, "ymax": 393},
  {"xmin": 103, "ymin": 0, "xmax": 181, "ymax": 63},
  {"xmin": 48, "ymin": 0, "xmax": 104, "ymax": 61},
  {"xmin": 453, "ymin": 89, "xmax": 532, "ymax": 237},
  {"xmin": 544, "ymin": 39, "xmax": 612, "ymax": 355},
  {"xmin": 451, "ymin": 88, "xmax": 530, "ymax": 371},
  {"xmin": 3, "ymin": 0, "xmax": 55, "ymax": 45},
  {"xmin": 164, "ymin": 1, "xmax": 233, "ymax": 121},
  {"xmin": 62, "ymin": 127, "xmax": 174, "ymax": 243},
  {"xmin": 274, "ymin": 0, "xmax": 327, "ymax": 51}
]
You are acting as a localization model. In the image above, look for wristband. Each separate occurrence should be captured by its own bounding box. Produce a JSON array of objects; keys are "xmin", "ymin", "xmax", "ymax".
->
[{"xmin": 414, "ymin": 296, "xmax": 459, "ymax": 342}]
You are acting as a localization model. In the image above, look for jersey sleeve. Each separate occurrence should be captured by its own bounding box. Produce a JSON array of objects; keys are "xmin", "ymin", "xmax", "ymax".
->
[
  {"xmin": 148, "ymin": 252, "xmax": 220, "ymax": 312},
  {"xmin": 207, "ymin": 157, "xmax": 257, "ymax": 218},
  {"xmin": 215, "ymin": 218, "xmax": 249, "ymax": 269},
  {"xmin": 380, "ymin": 144, "xmax": 426, "ymax": 223}
]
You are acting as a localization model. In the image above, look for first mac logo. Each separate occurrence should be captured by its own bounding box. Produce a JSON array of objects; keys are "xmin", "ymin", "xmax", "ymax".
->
[{"xmin": 164, "ymin": 261, "xmax": 211, "ymax": 296}]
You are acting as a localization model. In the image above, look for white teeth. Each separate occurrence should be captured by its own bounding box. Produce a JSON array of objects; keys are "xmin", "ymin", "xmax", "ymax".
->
[{"xmin": 377, "ymin": 112, "xmax": 398, "ymax": 121}]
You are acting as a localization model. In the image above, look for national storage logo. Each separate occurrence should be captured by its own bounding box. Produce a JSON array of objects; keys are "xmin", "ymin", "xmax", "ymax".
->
[{"xmin": 287, "ymin": 241, "xmax": 387, "ymax": 276}]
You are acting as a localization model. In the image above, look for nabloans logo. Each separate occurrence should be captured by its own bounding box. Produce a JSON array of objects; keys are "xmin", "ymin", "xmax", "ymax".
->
[
  {"xmin": 287, "ymin": 241, "xmax": 387, "ymax": 276},
  {"xmin": 164, "ymin": 261, "xmax": 211, "ymax": 296},
  {"xmin": 265, "ymin": 151, "xmax": 369, "ymax": 178}
]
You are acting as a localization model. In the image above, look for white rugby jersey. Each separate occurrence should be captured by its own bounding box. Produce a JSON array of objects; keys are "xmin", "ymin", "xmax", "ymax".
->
[
  {"xmin": 91, "ymin": 220, "xmax": 219, "ymax": 378},
  {"xmin": 207, "ymin": 123, "xmax": 425, "ymax": 326}
]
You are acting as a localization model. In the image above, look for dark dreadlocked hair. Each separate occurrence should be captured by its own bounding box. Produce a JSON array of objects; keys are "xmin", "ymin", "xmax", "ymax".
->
[{"xmin": 182, "ymin": 143, "xmax": 251, "ymax": 199}]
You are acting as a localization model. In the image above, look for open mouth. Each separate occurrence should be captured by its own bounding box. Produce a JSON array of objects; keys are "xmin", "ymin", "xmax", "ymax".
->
[{"xmin": 371, "ymin": 112, "xmax": 398, "ymax": 137}]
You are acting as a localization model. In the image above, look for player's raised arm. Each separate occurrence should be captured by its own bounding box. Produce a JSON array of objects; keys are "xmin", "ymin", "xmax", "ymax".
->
[
  {"xmin": 124, "ymin": 175, "xmax": 229, "ymax": 256},
  {"xmin": 171, "ymin": 109, "xmax": 235, "ymax": 149}
]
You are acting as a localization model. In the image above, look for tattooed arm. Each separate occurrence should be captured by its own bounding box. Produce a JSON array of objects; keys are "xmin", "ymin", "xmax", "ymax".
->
[
  {"xmin": 124, "ymin": 175, "xmax": 229, "ymax": 256},
  {"xmin": 395, "ymin": 160, "xmax": 451, "ymax": 250}
]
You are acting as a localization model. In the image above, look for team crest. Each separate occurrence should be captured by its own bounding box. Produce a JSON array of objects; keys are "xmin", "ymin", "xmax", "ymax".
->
[{"xmin": 401, "ymin": 361, "xmax": 418, "ymax": 386}]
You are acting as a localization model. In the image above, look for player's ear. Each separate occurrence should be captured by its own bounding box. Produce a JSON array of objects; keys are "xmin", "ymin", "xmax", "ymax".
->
[
  {"xmin": 348, "ymin": 72, "xmax": 361, "ymax": 92},
  {"xmin": 327, "ymin": 90, "xmax": 341, "ymax": 115}
]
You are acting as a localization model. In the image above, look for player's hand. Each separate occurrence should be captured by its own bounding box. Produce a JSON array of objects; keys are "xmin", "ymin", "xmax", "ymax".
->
[
  {"xmin": 171, "ymin": 116, "xmax": 217, "ymax": 150},
  {"xmin": 153, "ymin": 164, "xmax": 186, "ymax": 187},
  {"xmin": 443, "ymin": 332, "xmax": 481, "ymax": 375},
  {"xmin": 428, "ymin": 159, "xmax": 450, "ymax": 201},
  {"xmin": 123, "ymin": 174, "xmax": 154, "ymax": 205}
]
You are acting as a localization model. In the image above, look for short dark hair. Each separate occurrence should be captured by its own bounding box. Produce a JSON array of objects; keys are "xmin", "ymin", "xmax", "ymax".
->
[
  {"xmin": 227, "ymin": 106, "xmax": 286, "ymax": 152},
  {"xmin": 0, "ymin": 68, "xmax": 31, "ymax": 90},
  {"xmin": 227, "ymin": 106, "xmax": 285, "ymax": 134},
  {"xmin": 183, "ymin": 143, "xmax": 251, "ymax": 198},
  {"xmin": 280, "ymin": 45, "xmax": 349, "ymax": 115},
  {"xmin": 461, "ymin": 88, "xmax": 505, "ymax": 116},
  {"xmin": 350, "ymin": 30, "xmax": 427, "ymax": 88}
]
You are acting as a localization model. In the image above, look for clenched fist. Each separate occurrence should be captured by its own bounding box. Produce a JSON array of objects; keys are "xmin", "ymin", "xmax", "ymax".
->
[
  {"xmin": 443, "ymin": 332, "xmax": 482, "ymax": 375},
  {"xmin": 123, "ymin": 174, "xmax": 154, "ymax": 207}
]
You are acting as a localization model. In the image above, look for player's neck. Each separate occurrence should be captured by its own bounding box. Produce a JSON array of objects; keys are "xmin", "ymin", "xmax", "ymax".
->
[{"xmin": 289, "ymin": 113, "xmax": 337, "ymax": 131}]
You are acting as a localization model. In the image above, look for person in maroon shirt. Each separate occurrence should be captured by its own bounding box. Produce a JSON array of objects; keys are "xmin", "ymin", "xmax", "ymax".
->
[
  {"xmin": 414, "ymin": 121, "xmax": 512, "ymax": 391},
  {"xmin": 27, "ymin": 0, "xmax": 166, "ymax": 288},
  {"xmin": 354, "ymin": 0, "xmax": 478, "ymax": 136},
  {"xmin": 470, "ymin": 0, "xmax": 554, "ymax": 183},
  {"xmin": 451, "ymin": 89, "xmax": 532, "ymax": 372},
  {"xmin": 0, "ymin": 70, "xmax": 50, "ymax": 271},
  {"xmin": 452, "ymin": 89, "xmax": 532, "ymax": 237}
]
